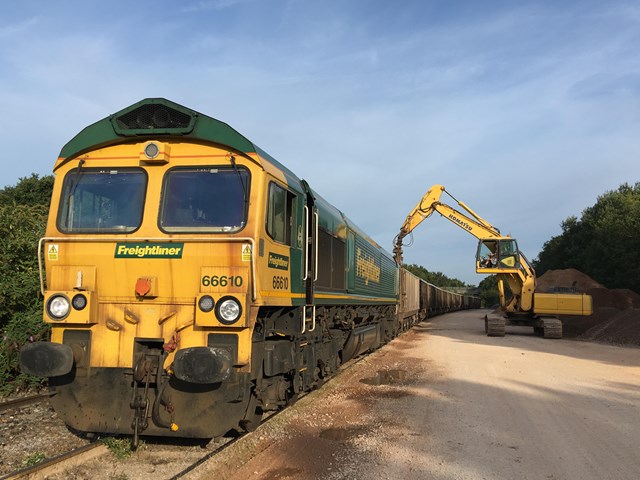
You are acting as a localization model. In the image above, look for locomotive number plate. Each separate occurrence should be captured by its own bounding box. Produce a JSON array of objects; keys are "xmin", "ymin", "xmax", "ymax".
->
[{"xmin": 200, "ymin": 266, "xmax": 249, "ymax": 293}]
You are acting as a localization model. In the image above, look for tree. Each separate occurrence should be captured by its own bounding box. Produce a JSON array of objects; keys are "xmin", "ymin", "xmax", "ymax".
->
[
  {"xmin": 477, "ymin": 275, "xmax": 500, "ymax": 308},
  {"xmin": 0, "ymin": 173, "xmax": 54, "ymax": 207},
  {"xmin": 534, "ymin": 182, "xmax": 640, "ymax": 292},
  {"xmin": 476, "ymin": 275, "xmax": 513, "ymax": 308},
  {"xmin": 404, "ymin": 264, "xmax": 467, "ymax": 288}
]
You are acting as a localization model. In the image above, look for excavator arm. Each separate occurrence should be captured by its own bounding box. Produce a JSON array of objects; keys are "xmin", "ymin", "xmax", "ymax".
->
[
  {"xmin": 393, "ymin": 184, "xmax": 502, "ymax": 264},
  {"xmin": 393, "ymin": 184, "xmax": 537, "ymax": 313},
  {"xmin": 394, "ymin": 184, "xmax": 592, "ymax": 337}
]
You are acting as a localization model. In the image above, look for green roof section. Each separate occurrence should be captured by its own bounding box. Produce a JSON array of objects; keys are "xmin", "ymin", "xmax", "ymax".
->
[
  {"xmin": 57, "ymin": 97, "xmax": 306, "ymax": 192},
  {"xmin": 59, "ymin": 98, "xmax": 257, "ymax": 161}
]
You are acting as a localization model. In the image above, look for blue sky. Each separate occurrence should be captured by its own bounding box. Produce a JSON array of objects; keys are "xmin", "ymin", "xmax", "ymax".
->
[{"xmin": 2, "ymin": 0, "xmax": 639, "ymax": 285}]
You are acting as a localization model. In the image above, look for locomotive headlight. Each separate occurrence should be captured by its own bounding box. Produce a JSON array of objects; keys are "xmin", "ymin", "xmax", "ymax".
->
[
  {"xmin": 215, "ymin": 296, "xmax": 242, "ymax": 325},
  {"xmin": 72, "ymin": 293, "xmax": 87, "ymax": 311},
  {"xmin": 47, "ymin": 294, "xmax": 70, "ymax": 320},
  {"xmin": 144, "ymin": 142, "xmax": 160, "ymax": 159},
  {"xmin": 198, "ymin": 295, "xmax": 215, "ymax": 313}
]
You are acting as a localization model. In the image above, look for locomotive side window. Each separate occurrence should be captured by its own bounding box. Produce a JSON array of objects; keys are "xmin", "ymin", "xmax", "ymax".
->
[
  {"xmin": 57, "ymin": 168, "xmax": 147, "ymax": 233},
  {"xmin": 160, "ymin": 167, "xmax": 250, "ymax": 232},
  {"xmin": 266, "ymin": 182, "xmax": 296, "ymax": 245}
]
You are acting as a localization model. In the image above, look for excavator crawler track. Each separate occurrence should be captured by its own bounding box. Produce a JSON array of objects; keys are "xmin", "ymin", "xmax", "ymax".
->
[
  {"xmin": 538, "ymin": 317, "xmax": 562, "ymax": 339},
  {"xmin": 484, "ymin": 314, "xmax": 506, "ymax": 337}
]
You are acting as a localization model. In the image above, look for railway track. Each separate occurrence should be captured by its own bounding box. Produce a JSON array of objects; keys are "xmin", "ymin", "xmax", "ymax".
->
[
  {"xmin": 168, "ymin": 354, "xmax": 369, "ymax": 478},
  {"xmin": 0, "ymin": 443, "xmax": 107, "ymax": 480},
  {"xmin": 2, "ymin": 338, "xmax": 404, "ymax": 478},
  {"xmin": 0, "ymin": 393, "xmax": 53, "ymax": 413},
  {"xmin": 1, "ymin": 399, "xmax": 287, "ymax": 480},
  {"xmin": 1, "ymin": 350, "xmax": 370, "ymax": 479}
]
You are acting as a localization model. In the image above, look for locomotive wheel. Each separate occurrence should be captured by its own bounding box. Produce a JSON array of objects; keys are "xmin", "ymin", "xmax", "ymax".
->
[
  {"xmin": 313, "ymin": 366, "xmax": 325, "ymax": 390},
  {"xmin": 239, "ymin": 389, "xmax": 263, "ymax": 433}
]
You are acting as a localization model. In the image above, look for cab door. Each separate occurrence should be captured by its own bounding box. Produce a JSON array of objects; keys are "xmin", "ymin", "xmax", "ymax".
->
[{"xmin": 263, "ymin": 179, "xmax": 303, "ymax": 305}]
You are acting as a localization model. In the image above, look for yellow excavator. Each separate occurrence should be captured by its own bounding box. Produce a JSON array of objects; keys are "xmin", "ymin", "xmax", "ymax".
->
[{"xmin": 393, "ymin": 184, "xmax": 592, "ymax": 338}]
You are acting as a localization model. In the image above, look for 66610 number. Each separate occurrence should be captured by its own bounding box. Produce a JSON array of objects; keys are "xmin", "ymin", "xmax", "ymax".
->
[
  {"xmin": 272, "ymin": 276, "xmax": 288, "ymax": 290},
  {"xmin": 201, "ymin": 275, "xmax": 244, "ymax": 287}
]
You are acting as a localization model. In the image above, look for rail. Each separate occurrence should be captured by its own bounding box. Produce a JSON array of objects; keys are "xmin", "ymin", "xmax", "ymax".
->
[
  {"xmin": 0, "ymin": 443, "xmax": 106, "ymax": 480},
  {"xmin": 0, "ymin": 393, "xmax": 53, "ymax": 413}
]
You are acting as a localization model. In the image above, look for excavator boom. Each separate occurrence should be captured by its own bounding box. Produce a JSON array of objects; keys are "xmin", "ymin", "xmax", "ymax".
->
[
  {"xmin": 394, "ymin": 185, "xmax": 502, "ymax": 264},
  {"xmin": 394, "ymin": 184, "xmax": 592, "ymax": 338}
]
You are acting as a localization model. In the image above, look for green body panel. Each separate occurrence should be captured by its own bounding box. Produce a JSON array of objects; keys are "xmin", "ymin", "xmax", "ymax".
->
[
  {"xmin": 352, "ymin": 233, "xmax": 397, "ymax": 299},
  {"xmin": 306, "ymin": 187, "xmax": 397, "ymax": 304}
]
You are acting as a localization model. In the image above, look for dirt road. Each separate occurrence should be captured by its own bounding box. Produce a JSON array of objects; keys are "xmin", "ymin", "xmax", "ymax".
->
[{"xmin": 190, "ymin": 309, "xmax": 640, "ymax": 480}]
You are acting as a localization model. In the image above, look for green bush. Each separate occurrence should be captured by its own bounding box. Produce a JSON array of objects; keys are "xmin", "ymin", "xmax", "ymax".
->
[
  {"xmin": 0, "ymin": 203, "xmax": 49, "ymax": 330},
  {"xmin": 0, "ymin": 306, "xmax": 49, "ymax": 394},
  {"xmin": 0, "ymin": 173, "xmax": 53, "ymax": 207},
  {"xmin": 0, "ymin": 175, "xmax": 53, "ymax": 394}
]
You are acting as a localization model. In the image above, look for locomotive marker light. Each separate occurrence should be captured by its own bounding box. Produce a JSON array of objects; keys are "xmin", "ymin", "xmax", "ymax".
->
[
  {"xmin": 71, "ymin": 293, "xmax": 88, "ymax": 311},
  {"xmin": 43, "ymin": 290, "xmax": 96, "ymax": 324},
  {"xmin": 198, "ymin": 295, "xmax": 215, "ymax": 313}
]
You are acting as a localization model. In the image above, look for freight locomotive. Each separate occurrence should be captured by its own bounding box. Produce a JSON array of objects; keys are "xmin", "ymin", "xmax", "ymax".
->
[{"xmin": 20, "ymin": 98, "xmax": 479, "ymax": 444}]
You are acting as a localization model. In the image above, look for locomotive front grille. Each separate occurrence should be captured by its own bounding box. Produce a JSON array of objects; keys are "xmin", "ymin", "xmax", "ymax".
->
[{"xmin": 114, "ymin": 103, "xmax": 193, "ymax": 132}]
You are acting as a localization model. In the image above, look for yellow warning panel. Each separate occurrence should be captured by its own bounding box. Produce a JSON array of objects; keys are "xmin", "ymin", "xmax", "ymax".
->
[
  {"xmin": 241, "ymin": 244, "xmax": 252, "ymax": 262},
  {"xmin": 47, "ymin": 244, "xmax": 59, "ymax": 261}
]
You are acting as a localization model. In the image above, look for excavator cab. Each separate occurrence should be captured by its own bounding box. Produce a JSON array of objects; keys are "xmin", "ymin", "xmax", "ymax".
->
[{"xmin": 476, "ymin": 238, "xmax": 521, "ymax": 273}]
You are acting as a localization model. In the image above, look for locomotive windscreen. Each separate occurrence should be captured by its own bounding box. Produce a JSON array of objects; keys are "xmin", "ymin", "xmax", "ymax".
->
[
  {"xmin": 57, "ymin": 168, "xmax": 147, "ymax": 233},
  {"xmin": 159, "ymin": 167, "xmax": 250, "ymax": 232}
]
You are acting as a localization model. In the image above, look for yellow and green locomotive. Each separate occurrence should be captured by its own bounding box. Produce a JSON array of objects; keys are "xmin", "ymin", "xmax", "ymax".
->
[
  {"xmin": 19, "ymin": 98, "xmax": 405, "ymax": 442},
  {"xmin": 20, "ymin": 98, "xmax": 478, "ymax": 443}
]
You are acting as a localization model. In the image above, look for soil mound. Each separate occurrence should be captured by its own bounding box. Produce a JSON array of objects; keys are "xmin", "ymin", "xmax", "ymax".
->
[
  {"xmin": 579, "ymin": 309, "xmax": 640, "ymax": 346},
  {"xmin": 535, "ymin": 269, "xmax": 640, "ymax": 346},
  {"xmin": 536, "ymin": 268, "xmax": 603, "ymax": 292},
  {"xmin": 586, "ymin": 288, "xmax": 640, "ymax": 309}
]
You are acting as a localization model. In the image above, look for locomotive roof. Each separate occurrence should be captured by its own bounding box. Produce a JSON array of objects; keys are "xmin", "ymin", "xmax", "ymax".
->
[{"xmin": 57, "ymin": 97, "xmax": 298, "ymax": 180}]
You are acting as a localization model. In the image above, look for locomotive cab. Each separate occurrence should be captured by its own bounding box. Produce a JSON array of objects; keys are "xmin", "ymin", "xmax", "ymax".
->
[{"xmin": 21, "ymin": 100, "xmax": 273, "ymax": 441}]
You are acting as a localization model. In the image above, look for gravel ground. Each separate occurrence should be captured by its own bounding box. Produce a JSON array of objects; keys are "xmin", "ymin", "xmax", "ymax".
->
[
  {"xmin": 189, "ymin": 309, "xmax": 640, "ymax": 480},
  {"xmin": 0, "ymin": 395, "xmax": 89, "ymax": 475},
  {"xmin": 3, "ymin": 309, "xmax": 640, "ymax": 479}
]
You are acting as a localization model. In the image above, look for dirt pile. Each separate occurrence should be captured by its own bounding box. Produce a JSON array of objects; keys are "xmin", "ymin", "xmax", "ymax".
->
[
  {"xmin": 536, "ymin": 269, "xmax": 640, "ymax": 346},
  {"xmin": 536, "ymin": 268, "xmax": 603, "ymax": 292},
  {"xmin": 586, "ymin": 288, "xmax": 640, "ymax": 310}
]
